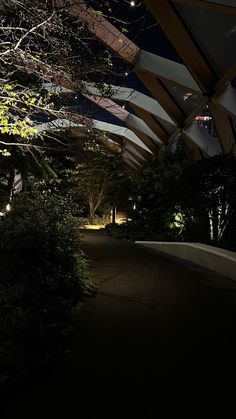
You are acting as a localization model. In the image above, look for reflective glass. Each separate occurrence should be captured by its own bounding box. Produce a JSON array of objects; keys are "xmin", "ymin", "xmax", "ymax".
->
[
  {"xmin": 173, "ymin": 2, "xmax": 236, "ymax": 76},
  {"xmin": 161, "ymin": 79, "xmax": 203, "ymax": 114}
]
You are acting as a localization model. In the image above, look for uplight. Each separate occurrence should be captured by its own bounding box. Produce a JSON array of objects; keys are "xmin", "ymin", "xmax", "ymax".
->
[{"xmin": 5, "ymin": 203, "xmax": 11, "ymax": 212}]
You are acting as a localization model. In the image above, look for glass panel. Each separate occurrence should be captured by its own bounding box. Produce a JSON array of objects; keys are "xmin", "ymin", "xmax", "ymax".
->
[
  {"xmin": 161, "ymin": 79, "xmax": 203, "ymax": 114},
  {"xmin": 173, "ymin": 2, "xmax": 236, "ymax": 76}
]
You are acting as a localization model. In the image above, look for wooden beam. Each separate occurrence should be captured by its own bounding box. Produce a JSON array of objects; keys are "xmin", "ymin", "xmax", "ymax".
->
[
  {"xmin": 135, "ymin": 70, "xmax": 185, "ymax": 125},
  {"xmin": 209, "ymin": 103, "xmax": 235, "ymax": 153},
  {"xmin": 130, "ymin": 103, "xmax": 169, "ymax": 142},
  {"xmin": 126, "ymin": 142, "xmax": 151, "ymax": 160},
  {"xmin": 56, "ymin": 0, "xmax": 139, "ymax": 63},
  {"xmin": 125, "ymin": 148, "xmax": 146, "ymax": 165},
  {"xmin": 145, "ymin": 0, "xmax": 217, "ymax": 92},
  {"xmin": 128, "ymin": 126, "xmax": 160, "ymax": 154}
]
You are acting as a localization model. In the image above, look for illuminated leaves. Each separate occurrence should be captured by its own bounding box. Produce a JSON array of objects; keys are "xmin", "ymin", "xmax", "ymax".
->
[{"xmin": 0, "ymin": 83, "xmax": 52, "ymax": 156}]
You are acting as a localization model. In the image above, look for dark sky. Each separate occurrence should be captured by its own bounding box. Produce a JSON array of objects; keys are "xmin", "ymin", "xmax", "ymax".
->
[{"xmin": 107, "ymin": 0, "xmax": 180, "ymax": 61}]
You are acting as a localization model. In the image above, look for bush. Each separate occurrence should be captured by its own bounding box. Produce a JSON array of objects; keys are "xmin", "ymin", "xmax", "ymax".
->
[
  {"xmin": 0, "ymin": 192, "xmax": 94, "ymax": 386},
  {"xmin": 105, "ymin": 221, "xmax": 149, "ymax": 241},
  {"xmin": 105, "ymin": 219, "xmax": 183, "ymax": 242}
]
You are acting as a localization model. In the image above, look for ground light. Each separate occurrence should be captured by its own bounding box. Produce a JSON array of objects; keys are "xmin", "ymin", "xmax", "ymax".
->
[
  {"xmin": 84, "ymin": 224, "xmax": 104, "ymax": 230},
  {"xmin": 5, "ymin": 203, "xmax": 11, "ymax": 212}
]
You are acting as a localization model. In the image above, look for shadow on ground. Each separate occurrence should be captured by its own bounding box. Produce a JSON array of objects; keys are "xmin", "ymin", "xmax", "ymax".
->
[{"xmin": 2, "ymin": 230, "xmax": 236, "ymax": 417}]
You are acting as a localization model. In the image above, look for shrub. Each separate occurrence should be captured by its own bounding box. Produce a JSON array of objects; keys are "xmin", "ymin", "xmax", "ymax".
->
[{"xmin": 0, "ymin": 192, "xmax": 94, "ymax": 386}]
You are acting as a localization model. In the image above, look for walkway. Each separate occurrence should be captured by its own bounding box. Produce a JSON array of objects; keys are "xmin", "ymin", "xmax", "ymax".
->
[{"xmin": 3, "ymin": 230, "xmax": 236, "ymax": 417}]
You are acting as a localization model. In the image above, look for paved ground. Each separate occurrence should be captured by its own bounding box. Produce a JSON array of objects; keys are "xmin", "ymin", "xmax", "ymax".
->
[{"xmin": 3, "ymin": 230, "xmax": 236, "ymax": 417}]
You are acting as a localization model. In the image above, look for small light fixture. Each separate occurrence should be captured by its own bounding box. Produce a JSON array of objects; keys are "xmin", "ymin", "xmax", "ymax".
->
[
  {"xmin": 130, "ymin": 1, "xmax": 135, "ymax": 6},
  {"xmin": 125, "ymin": 72, "xmax": 128, "ymax": 76},
  {"xmin": 5, "ymin": 203, "xmax": 11, "ymax": 212},
  {"xmin": 122, "ymin": 105, "xmax": 126, "ymax": 109}
]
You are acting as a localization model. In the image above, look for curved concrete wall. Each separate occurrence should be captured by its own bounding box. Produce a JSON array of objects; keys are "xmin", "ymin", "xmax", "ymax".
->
[{"xmin": 135, "ymin": 241, "xmax": 236, "ymax": 282}]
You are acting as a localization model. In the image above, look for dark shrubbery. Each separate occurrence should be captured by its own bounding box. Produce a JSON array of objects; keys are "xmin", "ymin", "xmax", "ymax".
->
[
  {"xmin": 105, "ymin": 221, "xmax": 150, "ymax": 241},
  {"xmin": 0, "ymin": 192, "xmax": 94, "ymax": 386},
  {"xmin": 106, "ymin": 149, "xmax": 236, "ymax": 249},
  {"xmin": 105, "ymin": 219, "xmax": 182, "ymax": 242}
]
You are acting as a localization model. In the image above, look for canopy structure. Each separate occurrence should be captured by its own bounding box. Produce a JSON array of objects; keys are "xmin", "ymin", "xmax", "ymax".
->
[{"xmin": 1, "ymin": 0, "xmax": 236, "ymax": 168}]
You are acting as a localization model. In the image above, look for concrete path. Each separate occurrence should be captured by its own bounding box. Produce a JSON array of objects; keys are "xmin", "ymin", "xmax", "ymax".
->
[{"xmin": 3, "ymin": 230, "xmax": 236, "ymax": 417}]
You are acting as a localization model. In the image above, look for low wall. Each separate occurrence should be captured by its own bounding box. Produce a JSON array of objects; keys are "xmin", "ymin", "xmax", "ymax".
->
[{"xmin": 135, "ymin": 241, "xmax": 236, "ymax": 282}]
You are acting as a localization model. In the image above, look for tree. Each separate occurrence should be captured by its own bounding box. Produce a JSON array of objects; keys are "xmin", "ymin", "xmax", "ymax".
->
[
  {"xmin": 0, "ymin": 0, "xmax": 129, "ymax": 196},
  {"xmin": 179, "ymin": 154, "xmax": 236, "ymax": 244},
  {"xmin": 64, "ymin": 151, "xmax": 125, "ymax": 223},
  {"xmin": 133, "ymin": 142, "xmax": 236, "ymax": 246},
  {"xmin": 132, "ymin": 142, "xmax": 191, "ymax": 239}
]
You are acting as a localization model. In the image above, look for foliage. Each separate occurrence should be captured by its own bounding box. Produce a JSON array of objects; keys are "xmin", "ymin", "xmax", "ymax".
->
[
  {"xmin": 105, "ymin": 220, "xmax": 150, "ymax": 241},
  {"xmin": 108, "ymin": 143, "xmax": 236, "ymax": 249},
  {"xmin": 64, "ymin": 152, "xmax": 126, "ymax": 223},
  {"xmin": 0, "ymin": 191, "xmax": 94, "ymax": 385},
  {"xmin": 0, "ymin": 84, "xmax": 45, "ymax": 144},
  {"xmin": 0, "ymin": 0, "xmax": 132, "ymax": 197},
  {"xmin": 128, "ymin": 143, "xmax": 190, "ymax": 240},
  {"xmin": 178, "ymin": 154, "xmax": 236, "ymax": 243}
]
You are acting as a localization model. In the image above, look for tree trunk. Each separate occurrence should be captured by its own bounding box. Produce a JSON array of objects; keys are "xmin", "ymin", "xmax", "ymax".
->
[
  {"xmin": 7, "ymin": 169, "xmax": 15, "ymax": 200},
  {"xmin": 89, "ymin": 201, "xmax": 95, "ymax": 224}
]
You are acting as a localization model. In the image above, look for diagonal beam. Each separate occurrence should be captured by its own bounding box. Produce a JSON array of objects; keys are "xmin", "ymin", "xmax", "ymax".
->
[
  {"xmin": 125, "ymin": 141, "xmax": 152, "ymax": 160},
  {"xmin": 122, "ymin": 154, "xmax": 137, "ymax": 170},
  {"xmin": 209, "ymin": 103, "xmax": 236, "ymax": 153},
  {"xmin": 136, "ymin": 70, "xmax": 185, "ymax": 124},
  {"xmin": 213, "ymin": 83, "xmax": 236, "ymax": 118},
  {"xmin": 129, "ymin": 103, "xmax": 169, "ymax": 142},
  {"xmin": 145, "ymin": 0, "xmax": 217, "ymax": 92},
  {"xmin": 56, "ymin": 0, "xmax": 139, "ymax": 63},
  {"xmin": 60, "ymin": 0, "xmax": 199, "ymax": 90},
  {"xmin": 91, "ymin": 120, "xmax": 154, "ymax": 153},
  {"xmin": 183, "ymin": 121, "xmax": 222, "ymax": 156},
  {"xmin": 83, "ymin": 82, "xmax": 175, "ymax": 125},
  {"xmin": 36, "ymin": 117, "xmax": 153, "ymax": 155},
  {"xmin": 44, "ymin": 83, "xmax": 162, "ymax": 153},
  {"xmin": 216, "ymin": 64, "xmax": 236, "ymax": 92},
  {"xmin": 123, "ymin": 150, "xmax": 142, "ymax": 168},
  {"xmin": 128, "ymin": 126, "xmax": 159, "ymax": 154},
  {"xmin": 134, "ymin": 50, "xmax": 200, "ymax": 92},
  {"xmin": 86, "ymin": 95, "xmax": 162, "ymax": 147},
  {"xmin": 124, "ymin": 147, "xmax": 146, "ymax": 165},
  {"xmin": 16, "ymin": 54, "xmax": 78, "ymax": 91},
  {"xmin": 42, "ymin": 81, "xmax": 176, "ymax": 138}
]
